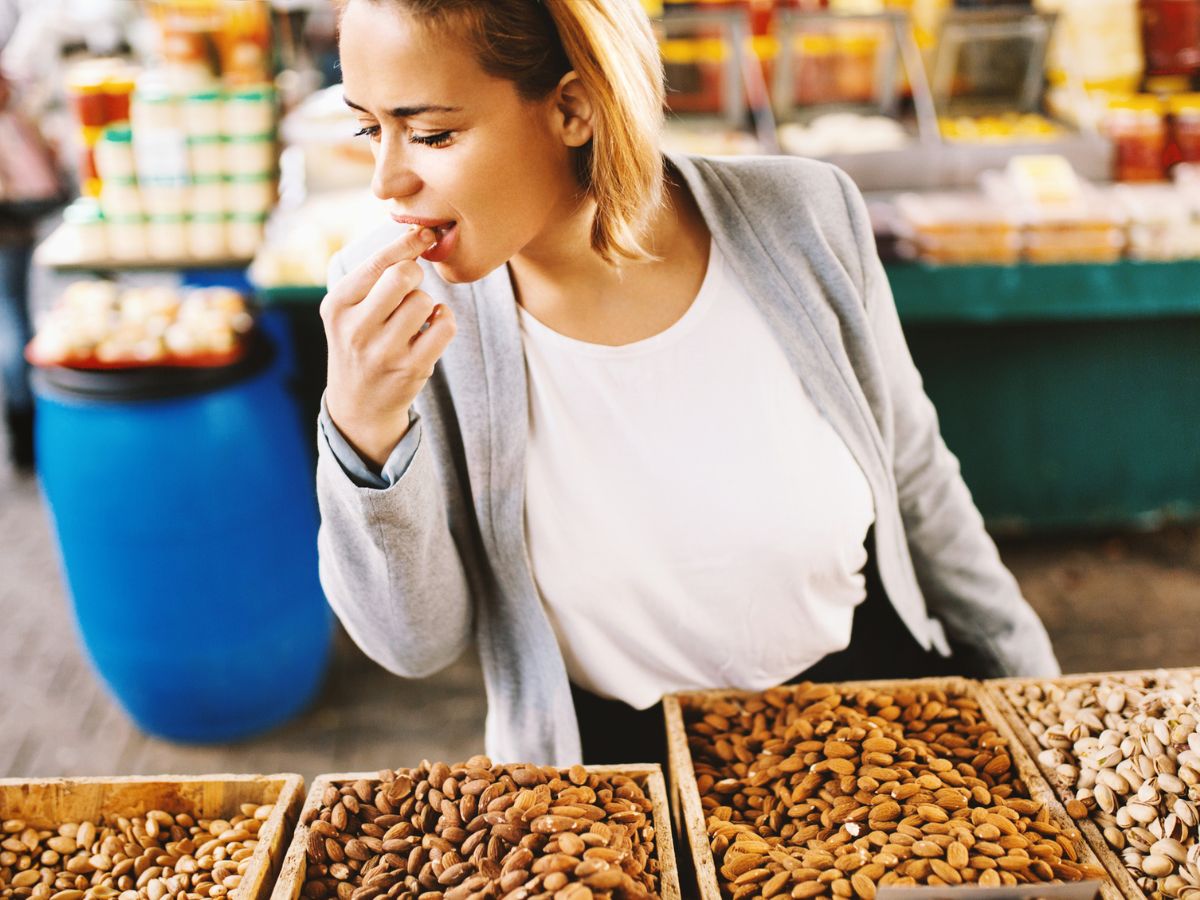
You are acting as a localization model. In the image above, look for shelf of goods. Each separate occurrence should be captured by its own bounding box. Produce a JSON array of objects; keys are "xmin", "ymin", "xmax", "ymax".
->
[
  {"xmin": 885, "ymin": 259, "xmax": 1200, "ymax": 532},
  {"xmin": 0, "ymin": 774, "xmax": 306, "ymax": 900},
  {"xmin": 271, "ymin": 761, "xmax": 680, "ymax": 900},
  {"xmin": 663, "ymin": 677, "xmax": 1119, "ymax": 900},
  {"xmin": 987, "ymin": 669, "xmax": 1200, "ymax": 900}
]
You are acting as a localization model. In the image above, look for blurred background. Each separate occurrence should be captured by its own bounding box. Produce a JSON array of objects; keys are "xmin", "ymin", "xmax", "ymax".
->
[{"xmin": 0, "ymin": 0, "xmax": 1198, "ymax": 783}]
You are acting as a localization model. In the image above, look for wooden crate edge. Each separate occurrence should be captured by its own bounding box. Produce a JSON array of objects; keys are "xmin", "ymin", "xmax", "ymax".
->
[{"xmin": 663, "ymin": 695, "xmax": 722, "ymax": 900}]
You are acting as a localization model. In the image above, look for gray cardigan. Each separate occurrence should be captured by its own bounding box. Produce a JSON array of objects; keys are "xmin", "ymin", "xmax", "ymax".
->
[{"xmin": 315, "ymin": 152, "xmax": 1059, "ymax": 766}]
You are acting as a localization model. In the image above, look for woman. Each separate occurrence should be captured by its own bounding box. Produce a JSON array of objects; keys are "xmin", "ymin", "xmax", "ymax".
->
[{"xmin": 316, "ymin": 0, "xmax": 1058, "ymax": 767}]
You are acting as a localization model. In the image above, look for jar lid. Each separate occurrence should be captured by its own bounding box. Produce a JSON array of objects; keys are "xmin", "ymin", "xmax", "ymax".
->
[
  {"xmin": 133, "ymin": 86, "xmax": 177, "ymax": 104},
  {"xmin": 1108, "ymin": 94, "xmax": 1165, "ymax": 114},
  {"xmin": 750, "ymin": 36, "xmax": 779, "ymax": 61},
  {"xmin": 227, "ymin": 84, "xmax": 276, "ymax": 102},
  {"xmin": 185, "ymin": 87, "xmax": 224, "ymax": 102},
  {"xmin": 101, "ymin": 124, "xmax": 133, "ymax": 143},
  {"xmin": 1169, "ymin": 93, "xmax": 1200, "ymax": 115},
  {"xmin": 63, "ymin": 199, "xmax": 104, "ymax": 226},
  {"xmin": 140, "ymin": 176, "xmax": 190, "ymax": 189}
]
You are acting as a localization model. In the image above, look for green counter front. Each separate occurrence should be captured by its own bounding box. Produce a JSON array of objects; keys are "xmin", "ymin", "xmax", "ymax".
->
[{"xmin": 887, "ymin": 260, "xmax": 1200, "ymax": 532}]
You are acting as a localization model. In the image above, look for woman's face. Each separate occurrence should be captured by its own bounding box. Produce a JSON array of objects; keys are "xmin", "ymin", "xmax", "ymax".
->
[{"xmin": 339, "ymin": 0, "xmax": 585, "ymax": 283}]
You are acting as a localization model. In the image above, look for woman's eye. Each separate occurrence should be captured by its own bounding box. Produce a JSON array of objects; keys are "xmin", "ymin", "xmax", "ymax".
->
[
  {"xmin": 353, "ymin": 124, "xmax": 381, "ymax": 140},
  {"xmin": 409, "ymin": 130, "xmax": 454, "ymax": 148}
]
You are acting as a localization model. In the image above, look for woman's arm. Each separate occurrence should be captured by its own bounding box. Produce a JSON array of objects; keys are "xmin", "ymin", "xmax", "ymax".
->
[
  {"xmin": 314, "ymin": 249, "xmax": 474, "ymax": 678},
  {"xmin": 833, "ymin": 167, "xmax": 1060, "ymax": 678}
]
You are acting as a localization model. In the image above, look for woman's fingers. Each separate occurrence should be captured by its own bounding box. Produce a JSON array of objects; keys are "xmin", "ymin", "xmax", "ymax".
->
[{"xmin": 322, "ymin": 226, "xmax": 437, "ymax": 314}]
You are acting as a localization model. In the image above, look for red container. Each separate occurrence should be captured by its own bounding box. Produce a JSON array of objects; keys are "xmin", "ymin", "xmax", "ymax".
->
[
  {"xmin": 1171, "ymin": 95, "xmax": 1200, "ymax": 163},
  {"xmin": 1140, "ymin": 0, "xmax": 1200, "ymax": 77},
  {"xmin": 1107, "ymin": 96, "xmax": 1168, "ymax": 181}
]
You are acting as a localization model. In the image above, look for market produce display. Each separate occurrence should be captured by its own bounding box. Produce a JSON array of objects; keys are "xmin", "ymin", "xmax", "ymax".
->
[
  {"xmin": 998, "ymin": 670, "xmax": 1200, "ymax": 899},
  {"xmin": 677, "ymin": 680, "xmax": 1109, "ymax": 900},
  {"xmin": 26, "ymin": 282, "xmax": 255, "ymax": 369},
  {"xmin": 0, "ymin": 802, "xmax": 276, "ymax": 900},
  {"xmin": 296, "ymin": 759, "xmax": 667, "ymax": 900}
]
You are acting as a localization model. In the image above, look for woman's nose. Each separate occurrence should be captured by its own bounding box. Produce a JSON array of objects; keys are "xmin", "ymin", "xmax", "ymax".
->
[{"xmin": 371, "ymin": 135, "xmax": 422, "ymax": 201}]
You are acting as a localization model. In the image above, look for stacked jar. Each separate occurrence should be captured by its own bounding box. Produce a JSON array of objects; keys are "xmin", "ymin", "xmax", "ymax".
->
[
  {"xmin": 1106, "ymin": 95, "xmax": 1168, "ymax": 182},
  {"xmin": 65, "ymin": 60, "xmax": 137, "ymax": 200},
  {"xmin": 1170, "ymin": 94, "xmax": 1200, "ymax": 165},
  {"xmin": 223, "ymin": 85, "xmax": 278, "ymax": 259},
  {"xmin": 131, "ymin": 79, "xmax": 190, "ymax": 261}
]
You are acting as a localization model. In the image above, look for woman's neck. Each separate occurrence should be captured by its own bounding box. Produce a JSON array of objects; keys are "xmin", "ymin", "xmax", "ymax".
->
[{"xmin": 507, "ymin": 175, "xmax": 711, "ymax": 345}]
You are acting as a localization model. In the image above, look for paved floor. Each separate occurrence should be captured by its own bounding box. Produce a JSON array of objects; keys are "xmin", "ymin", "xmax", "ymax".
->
[{"xmin": 3, "ymin": 429, "xmax": 1199, "ymax": 785}]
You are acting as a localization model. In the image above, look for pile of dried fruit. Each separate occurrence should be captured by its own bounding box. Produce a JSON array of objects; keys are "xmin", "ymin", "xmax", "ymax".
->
[
  {"xmin": 684, "ymin": 682, "xmax": 1106, "ymax": 899},
  {"xmin": 299, "ymin": 757, "xmax": 661, "ymax": 900}
]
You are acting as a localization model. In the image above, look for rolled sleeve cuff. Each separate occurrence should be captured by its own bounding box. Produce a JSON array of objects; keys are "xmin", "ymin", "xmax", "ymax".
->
[{"xmin": 318, "ymin": 396, "xmax": 421, "ymax": 489}]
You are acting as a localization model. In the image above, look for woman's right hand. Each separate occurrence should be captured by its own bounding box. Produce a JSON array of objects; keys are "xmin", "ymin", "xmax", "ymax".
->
[{"xmin": 321, "ymin": 227, "xmax": 458, "ymax": 469}]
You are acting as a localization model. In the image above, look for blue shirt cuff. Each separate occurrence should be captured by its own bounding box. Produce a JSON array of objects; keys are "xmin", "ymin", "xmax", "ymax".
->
[{"xmin": 318, "ymin": 397, "xmax": 421, "ymax": 489}]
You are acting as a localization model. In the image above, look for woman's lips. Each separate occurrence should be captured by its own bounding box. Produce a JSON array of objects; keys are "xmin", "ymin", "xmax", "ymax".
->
[
  {"xmin": 390, "ymin": 216, "xmax": 458, "ymax": 262},
  {"xmin": 420, "ymin": 221, "xmax": 458, "ymax": 263}
]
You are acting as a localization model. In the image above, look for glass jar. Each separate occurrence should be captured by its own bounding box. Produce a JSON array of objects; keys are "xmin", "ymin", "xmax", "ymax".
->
[
  {"xmin": 188, "ymin": 214, "xmax": 229, "ymax": 260},
  {"xmin": 187, "ymin": 134, "xmax": 224, "ymax": 178},
  {"xmin": 183, "ymin": 87, "xmax": 225, "ymax": 137},
  {"xmin": 1139, "ymin": 0, "xmax": 1200, "ymax": 77},
  {"xmin": 95, "ymin": 125, "xmax": 137, "ymax": 181},
  {"xmin": 1171, "ymin": 94, "xmax": 1200, "ymax": 163},
  {"xmin": 795, "ymin": 32, "xmax": 839, "ymax": 105},
  {"xmin": 1106, "ymin": 96, "xmax": 1168, "ymax": 181}
]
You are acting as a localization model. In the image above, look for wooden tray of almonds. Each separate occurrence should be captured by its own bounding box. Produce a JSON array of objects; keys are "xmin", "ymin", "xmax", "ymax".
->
[
  {"xmin": 270, "ymin": 759, "xmax": 681, "ymax": 900},
  {"xmin": 663, "ymin": 677, "xmax": 1119, "ymax": 900},
  {"xmin": 0, "ymin": 773, "xmax": 306, "ymax": 900},
  {"xmin": 986, "ymin": 668, "xmax": 1200, "ymax": 900}
]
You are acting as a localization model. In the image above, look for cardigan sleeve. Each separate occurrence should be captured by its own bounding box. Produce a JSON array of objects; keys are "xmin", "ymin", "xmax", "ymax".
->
[{"xmin": 832, "ymin": 166, "xmax": 1060, "ymax": 678}]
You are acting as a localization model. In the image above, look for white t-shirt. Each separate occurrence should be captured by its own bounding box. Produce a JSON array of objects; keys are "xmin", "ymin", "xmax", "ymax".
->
[{"xmin": 518, "ymin": 240, "xmax": 876, "ymax": 709}]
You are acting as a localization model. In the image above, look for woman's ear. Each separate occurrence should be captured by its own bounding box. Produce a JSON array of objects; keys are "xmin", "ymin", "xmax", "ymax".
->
[{"xmin": 551, "ymin": 71, "xmax": 594, "ymax": 148}]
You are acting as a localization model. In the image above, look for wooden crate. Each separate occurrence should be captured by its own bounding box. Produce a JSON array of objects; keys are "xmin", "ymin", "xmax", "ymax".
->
[
  {"xmin": 663, "ymin": 677, "xmax": 1121, "ymax": 900},
  {"xmin": 985, "ymin": 668, "xmax": 1200, "ymax": 900},
  {"xmin": 0, "ymin": 773, "xmax": 306, "ymax": 900},
  {"xmin": 271, "ymin": 766, "xmax": 680, "ymax": 900}
]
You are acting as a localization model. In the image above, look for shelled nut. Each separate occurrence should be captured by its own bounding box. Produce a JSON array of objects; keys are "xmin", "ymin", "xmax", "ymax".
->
[
  {"xmin": 1002, "ymin": 670, "xmax": 1200, "ymax": 897},
  {"xmin": 0, "ymin": 804, "xmax": 274, "ymax": 900},
  {"xmin": 684, "ymin": 682, "xmax": 1105, "ymax": 900},
  {"xmin": 298, "ymin": 758, "xmax": 661, "ymax": 900}
]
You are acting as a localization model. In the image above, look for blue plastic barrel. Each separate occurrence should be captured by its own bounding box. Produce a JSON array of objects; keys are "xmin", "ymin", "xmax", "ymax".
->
[{"xmin": 33, "ymin": 324, "xmax": 332, "ymax": 742}]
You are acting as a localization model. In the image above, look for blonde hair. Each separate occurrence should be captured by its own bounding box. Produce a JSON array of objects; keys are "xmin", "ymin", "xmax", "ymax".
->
[{"xmin": 345, "ymin": 0, "xmax": 666, "ymax": 265}]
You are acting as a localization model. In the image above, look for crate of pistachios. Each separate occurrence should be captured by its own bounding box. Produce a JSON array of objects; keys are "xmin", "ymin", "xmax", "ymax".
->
[
  {"xmin": 664, "ymin": 678, "xmax": 1118, "ymax": 900},
  {"xmin": 0, "ymin": 774, "xmax": 305, "ymax": 900},
  {"xmin": 988, "ymin": 668, "xmax": 1200, "ymax": 900},
  {"xmin": 271, "ymin": 758, "xmax": 680, "ymax": 900}
]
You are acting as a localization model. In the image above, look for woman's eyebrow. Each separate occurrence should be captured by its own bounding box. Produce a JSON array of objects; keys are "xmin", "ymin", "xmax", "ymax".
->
[{"xmin": 343, "ymin": 96, "xmax": 463, "ymax": 117}]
